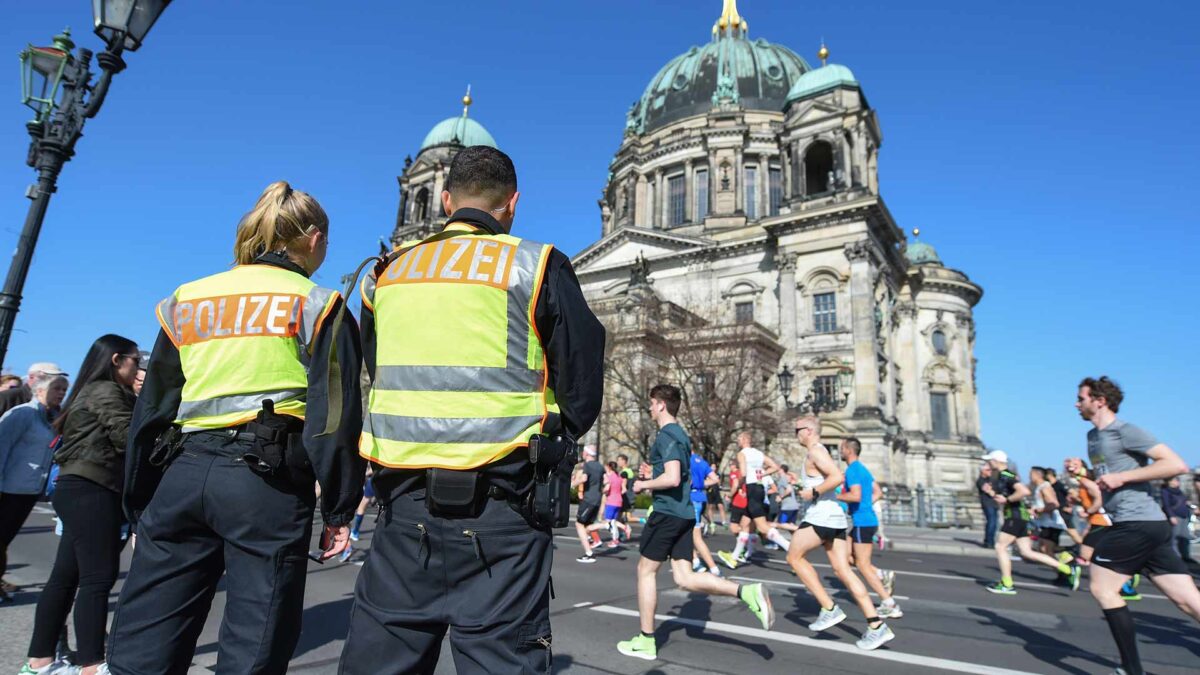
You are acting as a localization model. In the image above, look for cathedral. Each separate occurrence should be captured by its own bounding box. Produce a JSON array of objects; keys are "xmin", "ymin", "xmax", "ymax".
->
[{"xmin": 389, "ymin": 1, "xmax": 987, "ymax": 497}]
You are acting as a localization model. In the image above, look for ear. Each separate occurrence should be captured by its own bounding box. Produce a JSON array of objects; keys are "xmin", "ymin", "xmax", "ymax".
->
[
  {"xmin": 308, "ymin": 229, "xmax": 325, "ymax": 254},
  {"xmin": 507, "ymin": 191, "xmax": 520, "ymax": 213},
  {"xmin": 111, "ymin": 353, "xmax": 121, "ymax": 367},
  {"xmin": 441, "ymin": 190, "xmax": 454, "ymax": 216}
]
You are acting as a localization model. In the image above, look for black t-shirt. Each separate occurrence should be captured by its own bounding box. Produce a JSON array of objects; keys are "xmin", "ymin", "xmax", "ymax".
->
[
  {"xmin": 992, "ymin": 470, "xmax": 1029, "ymax": 520},
  {"xmin": 581, "ymin": 460, "xmax": 604, "ymax": 505}
]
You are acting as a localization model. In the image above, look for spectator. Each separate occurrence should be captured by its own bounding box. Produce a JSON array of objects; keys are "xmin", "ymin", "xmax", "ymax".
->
[
  {"xmin": 23, "ymin": 334, "xmax": 139, "ymax": 675},
  {"xmin": 1, "ymin": 374, "xmax": 21, "ymax": 390},
  {"xmin": 977, "ymin": 463, "xmax": 999, "ymax": 548},
  {"xmin": 0, "ymin": 362, "xmax": 69, "ymax": 417},
  {"xmin": 1161, "ymin": 476, "xmax": 1194, "ymax": 564},
  {"xmin": 776, "ymin": 464, "xmax": 800, "ymax": 525},
  {"xmin": 0, "ymin": 374, "xmax": 69, "ymax": 600}
]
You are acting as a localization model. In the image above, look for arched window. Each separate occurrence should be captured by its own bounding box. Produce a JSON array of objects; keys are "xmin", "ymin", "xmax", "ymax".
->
[
  {"xmin": 414, "ymin": 188, "xmax": 430, "ymax": 222},
  {"xmin": 804, "ymin": 141, "xmax": 833, "ymax": 195},
  {"xmin": 932, "ymin": 329, "xmax": 948, "ymax": 356}
]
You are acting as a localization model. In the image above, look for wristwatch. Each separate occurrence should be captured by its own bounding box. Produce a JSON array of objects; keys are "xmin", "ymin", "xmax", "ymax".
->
[{"xmin": 810, "ymin": 487, "xmax": 821, "ymax": 503}]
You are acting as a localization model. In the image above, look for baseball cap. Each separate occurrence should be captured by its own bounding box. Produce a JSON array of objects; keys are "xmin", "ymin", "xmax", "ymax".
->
[
  {"xmin": 582, "ymin": 445, "xmax": 597, "ymax": 458},
  {"xmin": 28, "ymin": 362, "xmax": 68, "ymax": 377},
  {"xmin": 981, "ymin": 450, "xmax": 1008, "ymax": 463}
]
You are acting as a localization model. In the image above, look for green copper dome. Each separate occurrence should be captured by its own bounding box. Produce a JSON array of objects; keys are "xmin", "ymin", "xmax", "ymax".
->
[
  {"xmin": 419, "ymin": 115, "xmax": 496, "ymax": 152},
  {"xmin": 905, "ymin": 240, "xmax": 941, "ymax": 266},
  {"xmin": 785, "ymin": 63, "xmax": 859, "ymax": 105},
  {"xmin": 625, "ymin": 17, "xmax": 811, "ymax": 135}
]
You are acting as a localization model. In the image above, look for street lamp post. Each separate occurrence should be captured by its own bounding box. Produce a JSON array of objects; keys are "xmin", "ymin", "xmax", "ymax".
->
[
  {"xmin": 777, "ymin": 364, "xmax": 852, "ymax": 415},
  {"xmin": 0, "ymin": 0, "xmax": 171, "ymax": 369}
]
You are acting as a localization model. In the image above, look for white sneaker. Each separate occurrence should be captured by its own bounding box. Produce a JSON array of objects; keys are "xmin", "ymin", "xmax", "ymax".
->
[
  {"xmin": 856, "ymin": 623, "xmax": 895, "ymax": 650},
  {"xmin": 877, "ymin": 601, "xmax": 904, "ymax": 619},
  {"xmin": 808, "ymin": 605, "xmax": 847, "ymax": 632}
]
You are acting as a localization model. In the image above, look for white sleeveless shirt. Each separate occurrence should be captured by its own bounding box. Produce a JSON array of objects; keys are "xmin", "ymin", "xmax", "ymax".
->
[
  {"xmin": 801, "ymin": 463, "xmax": 848, "ymax": 529},
  {"xmin": 741, "ymin": 447, "xmax": 765, "ymax": 485}
]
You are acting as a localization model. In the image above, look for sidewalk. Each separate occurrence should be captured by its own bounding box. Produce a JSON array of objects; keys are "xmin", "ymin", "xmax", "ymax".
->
[{"xmin": 882, "ymin": 524, "xmax": 995, "ymax": 558}]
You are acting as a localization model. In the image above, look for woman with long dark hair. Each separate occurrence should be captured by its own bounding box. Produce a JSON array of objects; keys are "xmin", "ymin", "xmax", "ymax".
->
[{"xmin": 22, "ymin": 334, "xmax": 139, "ymax": 675}]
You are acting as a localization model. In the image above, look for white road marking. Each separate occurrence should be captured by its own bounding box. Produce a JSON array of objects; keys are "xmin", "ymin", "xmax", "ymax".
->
[
  {"xmin": 729, "ymin": 575, "xmax": 910, "ymax": 601},
  {"xmin": 589, "ymin": 604, "xmax": 1041, "ymax": 675},
  {"xmin": 573, "ymin": 601, "xmax": 594, "ymax": 608}
]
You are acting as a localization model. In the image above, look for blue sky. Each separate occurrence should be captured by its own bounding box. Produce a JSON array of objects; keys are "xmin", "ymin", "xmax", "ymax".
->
[{"xmin": 1, "ymin": 1, "xmax": 1196, "ymax": 473}]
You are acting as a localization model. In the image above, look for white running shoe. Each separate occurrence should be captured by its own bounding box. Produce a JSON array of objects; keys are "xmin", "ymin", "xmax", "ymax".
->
[
  {"xmin": 856, "ymin": 623, "xmax": 895, "ymax": 651},
  {"xmin": 808, "ymin": 605, "xmax": 847, "ymax": 632},
  {"xmin": 877, "ymin": 601, "xmax": 903, "ymax": 619}
]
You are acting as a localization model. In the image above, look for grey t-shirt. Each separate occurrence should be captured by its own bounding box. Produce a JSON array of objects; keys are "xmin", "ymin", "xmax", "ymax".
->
[
  {"xmin": 1086, "ymin": 419, "xmax": 1163, "ymax": 522},
  {"xmin": 581, "ymin": 460, "xmax": 605, "ymax": 505},
  {"xmin": 776, "ymin": 473, "xmax": 799, "ymax": 510}
]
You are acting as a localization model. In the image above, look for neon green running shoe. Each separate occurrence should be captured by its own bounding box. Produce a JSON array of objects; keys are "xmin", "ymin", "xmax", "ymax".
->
[
  {"xmin": 717, "ymin": 550, "xmax": 739, "ymax": 570},
  {"xmin": 617, "ymin": 633, "xmax": 657, "ymax": 661},
  {"xmin": 739, "ymin": 582, "xmax": 775, "ymax": 630}
]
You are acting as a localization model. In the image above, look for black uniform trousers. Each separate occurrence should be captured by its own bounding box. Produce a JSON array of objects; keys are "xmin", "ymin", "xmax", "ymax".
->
[
  {"xmin": 107, "ymin": 432, "xmax": 315, "ymax": 675},
  {"xmin": 339, "ymin": 489, "xmax": 553, "ymax": 674}
]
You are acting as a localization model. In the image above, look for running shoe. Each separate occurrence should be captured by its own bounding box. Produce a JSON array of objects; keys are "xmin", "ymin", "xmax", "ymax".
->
[
  {"xmin": 576, "ymin": 554, "xmax": 597, "ymax": 564},
  {"xmin": 349, "ymin": 530, "xmax": 361, "ymax": 542},
  {"xmin": 739, "ymin": 582, "xmax": 774, "ymax": 630},
  {"xmin": 1068, "ymin": 564, "xmax": 1082, "ymax": 591},
  {"xmin": 1119, "ymin": 582, "xmax": 1141, "ymax": 601},
  {"xmin": 986, "ymin": 581, "xmax": 1016, "ymax": 595},
  {"xmin": 808, "ymin": 605, "xmax": 847, "ymax": 632},
  {"xmin": 880, "ymin": 569, "xmax": 896, "ymax": 596},
  {"xmin": 717, "ymin": 550, "xmax": 739, "ymax": 570},
  {"xmin": 1131, "ymin": 573, "xmax": 1141, "ymax": 588},
  {"xmin": 856, "ymin": 623, "xmax": 895, "ymax": 651},
  {"xmin": 18, "ymin": 664, "xmax": 52, "ymax": 675},
  {"xmin": 1056, "ymin": 551, "xmax": 1073, "ymax": 566},
  {"xmin": 708, "ymin": 566, "xmax": 723, "ymax": 577},
  {"xmin": 338, "ymin": 545, "xmax": 354, "ymax": 563},
  {"xmin": 616, "ymin": 633, "xmax": 657, "ymax": 661},
  {"xmin": 0, "ymin": 578, "xmax": 18, "ymax": 593},
  {"xmin": 605, "ymin": 540, "xmax": 620, "ymax": 549},
  {"xmin": 877, "ymin": 601, "xmax": 904, "ymax": 619},
  {"xmin": 736, "ymin": 551, "xmax": 750, "ymax": 564},
  {"xmin": 692, "ymin": 558, "xmax": 704, "ymax": 572}
]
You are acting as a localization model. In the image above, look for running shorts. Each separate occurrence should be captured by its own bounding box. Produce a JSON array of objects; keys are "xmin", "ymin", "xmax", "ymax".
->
[
  {"xmin": 799, "ymin": 521, "xmax": 845, "ymax": 543},
  {"xmin": 779, "ymin": 509, "xmax": 799, "ymax": 525},
  {"xmin": 1082, "ymin": 525, "xmax": 1108, "ymax": 549},
  {"xmin": 1091, "ymin": 520, "xmax": 1189, "ymax": 576},
  {"xmin": 1000, "ymin": 517, "xmax": 1030, "ymax": 538},
  {"xmin": 849, "ymin": 525, "xmax": 878, "ymax": 544},
  {"xmin": 640, "ymin": 512, "xmax": 695, "ymax": 562},
  {"xmin": 576, "ymin": 502, "xmax": 600, "ymax": 526},
  {"xmin": 743, "ymin": 484, "xmax": 768, "ymax": 519},
  {"xmin": 730, "ymin": 505, "xmax": 746, "ymax": 524},
  {"xmin": 706, "ymin": 484, "xmax": 721, "ymax": 505},
  {"xmin": 692, "ymin": 501, "xmax": 706, "ymax": 527},
  {"xmin": 1038, "ymin": 527, "xmax": 1063, "ymax": 545},
  {"xmin": 604, "ymin": 505, "xmax": 621, "ymax": 521}
]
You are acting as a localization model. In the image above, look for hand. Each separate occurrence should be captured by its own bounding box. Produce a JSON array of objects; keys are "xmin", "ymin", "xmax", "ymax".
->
[
  {"xmin": 639, "ymin": 462, "xmax": 652, "ymax": 479},
  {"xmin": 632, "ymin": 480, "xmax": 645, "ymax": 493},
  {"xmin": 319, "ymin": 525, "xmax": 351, "ymax": 561},
  {"xmin": 992, "ymin": 495, "xmax": 1006, "ymax": 505},
  {"xmin": 1170, "ymin": 516, "xmax": 1179, "ymax": 525},
  {"xmin": 799, "ymin": 488, "xmax": 814, "ymax": 501},
  {"xmin": 981, "ymin": 484, "xmax": 995, "ymax": 496},
  {"xmin": 1096, "ymin": 473, "xmax": 1127, "ymax": 492}
]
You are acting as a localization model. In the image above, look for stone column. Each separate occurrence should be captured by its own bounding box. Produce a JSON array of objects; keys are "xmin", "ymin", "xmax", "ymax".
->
[
  {"xmin": 852, "ymin": 125, "xmax": 868, "ymax": 188},
  {"xmin": 734, "ymin": 148, "xmax": 743, "ymax": 214},
  {"xmin": 684, "ymin": 159, "xmax": 694, "ymax": 224},
  {"xmin": 655, "ymin": 169, "xmax": 665, "ymax": 228},
  {"xmin": 759, "ymin": 153, "xmax": 770, "ymax": 217},
  {"xmin": 782, "ymin": 144, "xmax": 792, "ymax": 200},
  {"xmin": 778, "ymin": 254, "xmax": 798, "ymax": 357},
  {"xmin": 432, "ymin": 169, "xmax": 446, "ymax": 218},
  {"xmin": 634, "ymin": 173, "xmax": 648, "ymax": 226},
  {"xmin": 844, "ymin": 241, "xmax": 880, "ymax": 414}
]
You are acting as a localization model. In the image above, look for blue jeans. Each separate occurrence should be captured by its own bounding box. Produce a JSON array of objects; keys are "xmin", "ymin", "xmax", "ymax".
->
[{"xmin": 982, "ymin": 502, "xmax": 999, "ymax": 547}]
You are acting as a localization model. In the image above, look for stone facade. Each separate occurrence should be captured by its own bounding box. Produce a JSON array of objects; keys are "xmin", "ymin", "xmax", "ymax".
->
[{"xmin": 570, "ymin": 2, "xmax": 987, "ymax": 493}]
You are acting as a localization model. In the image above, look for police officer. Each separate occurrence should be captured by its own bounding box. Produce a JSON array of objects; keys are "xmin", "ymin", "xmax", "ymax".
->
[
  {"xmin": 340, "ymin": 146, "xmax": 604, "ymax": 674},
  {"xmin": 107, "ymin": 181, "xmax": 366, "ymax": 674}
]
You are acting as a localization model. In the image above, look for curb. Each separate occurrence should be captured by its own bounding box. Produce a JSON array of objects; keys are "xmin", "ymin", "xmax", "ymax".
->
[{"xmin": 888, "ymin": 541, "xmax": 995, "ymax": 558}]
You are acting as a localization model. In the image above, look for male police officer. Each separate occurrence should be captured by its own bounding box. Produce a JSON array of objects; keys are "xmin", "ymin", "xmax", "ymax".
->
[{"xmin": 341, "ymin": 146, "xmax": 604, "ymax": 674}]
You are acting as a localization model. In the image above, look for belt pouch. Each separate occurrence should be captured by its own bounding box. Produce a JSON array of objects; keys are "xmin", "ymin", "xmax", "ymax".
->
[{"xmin": 426, "ymin": 468, "xmax": 481, "ymax": 517}]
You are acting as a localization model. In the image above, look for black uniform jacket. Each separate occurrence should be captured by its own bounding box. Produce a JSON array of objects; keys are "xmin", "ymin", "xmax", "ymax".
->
[
  {"xmin": 362, "ymin": 208, "xmax": 605, "ymax": 499},
  {"xmin": 124, "ymin": 253, "xmax": 366, "ymax": 527}
]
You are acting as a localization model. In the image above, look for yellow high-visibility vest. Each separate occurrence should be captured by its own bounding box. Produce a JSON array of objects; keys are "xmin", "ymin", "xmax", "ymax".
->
[
  {"xmin": 156, "ymin": 264, "xmax": 340, "ymax": 430},
  {"xmin": 359, "ymin": 223, "xmax": 560, "ymax": 470}
]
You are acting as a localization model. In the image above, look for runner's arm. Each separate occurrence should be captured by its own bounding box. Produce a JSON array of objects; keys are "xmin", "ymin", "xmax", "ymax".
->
[
  {"xmin": 837, "ymin": 483, "xmax": 863, "ymax": 503},
  {"xmin": 737, "ymin": 450, "xmax": 747, "ymax": 484},
  {"xmin": 762, "ymin": 454, "xmax": 780, "ymax": 477},
  {"xmin": 635, "ymin": 459, "xmax": 680, "ymax": 491},
  {"xmin": 1007, "ymin": 482, "xmax": 1031, "ymax": 502},
  {"xmin": 703, "ymin": 470, "xmax": 719, "ymax": 488},
  {"xmin": 1097, "ymin": 443, "xmax": 1189, "ymax": 491},
  {"xmin": 802, "ymin": 446, "xmax": 844, "ymax": 499},
  {"xmin": 1039, "ymin": 483, "xmax": 1059, "ymax": 512}
]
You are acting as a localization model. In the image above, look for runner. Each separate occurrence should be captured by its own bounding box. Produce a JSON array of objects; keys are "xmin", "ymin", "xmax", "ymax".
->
[
  {"xmin": 688, "ymin": 449, "xmax": 722, "ymax": 575},
  {"xmin": 616, "ymin": 385, "xmax": 772, "ymax": 661},
  {"xmin": 1048, "ymin": 467, "xmax": 1085, "ymax": 555},
  {"xmin": 836, "ymin": 438, "xmax": 902, "ymax": 619},
  {"xmin": 717, "ymin": 465, "xmax": 753, "ymax": 569},
  {"xmin": 776, "ymin": 465, "xmax": 800, "ymax": 526},
  {"xmin": 705, "ymin": 473, "xmax": 727, "ymax": 531},
  {"xmin": 727, "ymin": 432, "xmax": 792, "ymax": 563},
  {"xmin": 980, "ymin": 451, "xmax": 1079, "ymax": 594},
  {"xmin": 617, "ymin": 453, "xmax": 637, "ymax": 535},
  {"xmin": 1075, "ymin": 376, "xmax": 1200, "ymax": 675},
  {"xmin": 604, "ymin": 461, "xmax": 632, "ymax": 547},
  {"xmin": 1067, "ymin": 457, "xmax": 1142, "ymax": 600},
  {"xmin": 783, "ymin": 415, "xmax": 895, "ymax": 650},
  {"xmin": 573, "ymin": 445, "xmax": 606, "ymax": 563},
  {"xmin": 1030, "ymin": 467, "xmax": 1068, "ymax": 560}
]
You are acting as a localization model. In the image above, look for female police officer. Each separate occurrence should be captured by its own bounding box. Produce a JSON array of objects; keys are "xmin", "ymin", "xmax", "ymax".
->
[{"xmin": 106, "ymin": 181, "xmax": 365, "ymax": 674}]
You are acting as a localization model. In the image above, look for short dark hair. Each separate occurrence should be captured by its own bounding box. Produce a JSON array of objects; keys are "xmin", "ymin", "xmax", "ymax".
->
[
  {"xmin": 617, "ymin": 453, "xmax": 629, "ymax": 463},
  {"xmin": 649, "ymin": 383, "xmax": 682, "ymax": 416},
  {"xmin": 842, "ymin": 437, "xmax": 862, "ymax": 457},
  {"xmin": 1045, "ymin": 468, "xmax": 1057, "ymax": 479},
  {"xmin": 445, "ymin": 145, "xmax": 517, "ymax": 208},
  {"xmin": 1080, "ymin": 376, "xmax": 1123, "ymax": 413},
  {"xmin": 780, "ymin": 464, "xmax": 790, "ymax": 473}
]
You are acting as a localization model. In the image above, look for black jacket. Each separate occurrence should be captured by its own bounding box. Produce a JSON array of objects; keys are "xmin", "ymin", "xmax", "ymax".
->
[
  {"xmin": 124, "ymin": 254, "xmax": 366, "ymax": 526},
  {"xmin": 56, "ymin": 380, "xmax": 137, "ymax": 493},
  {"xmin": 0, "ymin": 383, "xmax": 32, "ymax": 418},
  {"xmin": 363, "ymin": 208, "xmax": 606, "ymax": 498}
]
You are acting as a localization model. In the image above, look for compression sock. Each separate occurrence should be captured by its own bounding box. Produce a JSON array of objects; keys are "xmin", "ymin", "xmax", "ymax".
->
[
  {"xmin": 733, "ymin": 532, "xmax": 750, "ymax": 558},
  {"xmin": 1103, "ymin": 606, "xmax": 1143, "ymax": 675},
  {"xmin": 766, "ymin": 527, "xmax": 791, "ymax": 552},
  {"xmin": 867, "ymin": 616, "xmax": 883, "ymax": 629},
  {"xmin": 641, "ymin": 631, "xmax": 654, "ymax": 639},
  {"xmin": 1001, "ymin": 576, "xmax": 1013, "ymax": 588},
  {"xmin": 352, "ymin": 514, "xmax": 364, "ymax": 533}
]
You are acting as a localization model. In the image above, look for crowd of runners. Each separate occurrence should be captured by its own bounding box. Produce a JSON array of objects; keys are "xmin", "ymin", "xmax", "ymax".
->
[{"xmin": 569, "ymin": 377, "xmax": 1199, "ymax": 674}]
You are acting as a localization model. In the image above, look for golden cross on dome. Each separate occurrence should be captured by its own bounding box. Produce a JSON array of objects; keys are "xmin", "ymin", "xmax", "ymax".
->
[
  {"xmin": 461, "ymin": 84, "xmax": 472, "ymax": 117},
  {"xmin": 714, "ymin": 0, "xmax": 746, "ymax": 37}
]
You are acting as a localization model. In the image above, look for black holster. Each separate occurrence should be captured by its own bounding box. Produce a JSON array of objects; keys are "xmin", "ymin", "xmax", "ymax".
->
[
  {"xmin": 527, "ymin": 434, "xmax": 578, "ymax": 529},
  {"xmin": 147, "ymin": 425, "xmax": 184, "ymax": 467},
  {"xmin": 426, "ymin": 468, "xmax": 484, "ymax": 518},
  {"xmin": 244, "ymin": 399, "xmax": 305, "ymax": 478}
]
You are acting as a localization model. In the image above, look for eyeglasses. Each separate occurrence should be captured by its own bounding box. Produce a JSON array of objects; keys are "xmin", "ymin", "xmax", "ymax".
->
[
  {"xmin": 488, "ymin": 204, "xmax": 509, "ymax": 215},
  {"xmin": 120, "ymin": 354, "xmax": 140, "ymax": 362}
]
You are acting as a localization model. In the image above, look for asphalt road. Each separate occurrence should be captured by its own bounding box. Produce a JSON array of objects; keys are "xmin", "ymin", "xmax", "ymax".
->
[{"xmin": 2, "ymin": 505, "xmax": 1198, "ymax": 674}]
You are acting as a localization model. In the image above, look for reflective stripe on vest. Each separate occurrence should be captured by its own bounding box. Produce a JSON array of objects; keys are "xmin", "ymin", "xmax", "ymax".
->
[
  {"xmin": 157, "ymin": 265, "xmax": 339, "ymax": 430},
  {"xmin": 360, "ymin": 227, "xmax": 560, "ymax": 469}
]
